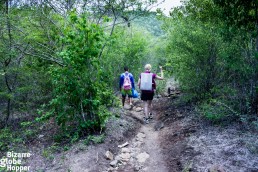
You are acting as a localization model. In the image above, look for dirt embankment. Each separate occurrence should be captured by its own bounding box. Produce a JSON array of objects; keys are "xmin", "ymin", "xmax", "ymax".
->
[{"xmin": 157, "ymin": 97, "xmax": 258, "ymax": 172}]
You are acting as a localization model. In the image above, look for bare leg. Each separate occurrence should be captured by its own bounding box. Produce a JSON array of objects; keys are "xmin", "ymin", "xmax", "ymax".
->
[
  {"xmin": 148, "ymin": 100, "xmax": 152, "ymax": 114},
  {"xmin": 144, "ymin": 101, "xmax": 149, "ymax": 118},
  {"xmin": 147, "ymin": 100, "xmax": 153, "ymax": 119},
  {"xmin": 129, "ymin": 97, "xmax": 132, "ymax": 105}
]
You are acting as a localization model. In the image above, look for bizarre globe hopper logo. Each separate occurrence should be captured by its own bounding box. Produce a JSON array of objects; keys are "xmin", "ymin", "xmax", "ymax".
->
[{"xmin": 0, "ymin": 151, "xmax": 31, "ymax": 171}]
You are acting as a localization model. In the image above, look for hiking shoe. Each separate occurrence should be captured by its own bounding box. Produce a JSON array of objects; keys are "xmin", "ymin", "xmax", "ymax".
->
[
  {"xmin": 148, "ymin": 113, "xmax": 153, "ymax": 119},
  {"xmin": 129, "ymin": 103, "xmax": 133, "ymax": 110},
  {"xmin": 143, "ymin": 117, "xmax": 149, "ymax": 124}
]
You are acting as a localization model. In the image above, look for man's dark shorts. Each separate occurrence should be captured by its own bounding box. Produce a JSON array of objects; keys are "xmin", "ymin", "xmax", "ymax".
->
[{"xmin": 141, "ymin": 91, "xmax": 154, "ymax": 101}]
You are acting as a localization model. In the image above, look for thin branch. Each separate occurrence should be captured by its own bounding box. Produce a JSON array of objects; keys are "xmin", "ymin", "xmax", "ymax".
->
[
  {"xmin": 80, "ymin": 100, "xmax": 86, "ymax": 122},
  {"xmin": 24, "ymin": 47, "xmax": 65, "ymax": 67}
]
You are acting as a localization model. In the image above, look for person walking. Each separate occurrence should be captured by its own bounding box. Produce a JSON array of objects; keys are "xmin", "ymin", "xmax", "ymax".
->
[
  {"xmin": 119, "ymin": 66, "xmax": 135, "ymax": 107},
  {"xmin": 138, "ymin": 64, "xmax": 164, "ymax": 124}
]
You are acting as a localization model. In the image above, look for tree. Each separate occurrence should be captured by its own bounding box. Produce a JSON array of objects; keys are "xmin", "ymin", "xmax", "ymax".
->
[
  {"xmin": 164, "ymin": 18, "xmax": 223, "ymax": 101},
  {"xmin": 0, "ymin": 0, "xmax": 29, "ymax": 126},
  {"xmin": 0, "ymin": 1, "xmax": 64, "ymax": 127},
  {"xmin": 164, "ymin": 0, "xmax": 258, "ymax": 122},
  {"xmin": 37, "ymin": 11, "xmax": 113, "ymax": 138},
  {"xmin": 213, "ymin": 0, "xmax": 258, "ymax": 114}
]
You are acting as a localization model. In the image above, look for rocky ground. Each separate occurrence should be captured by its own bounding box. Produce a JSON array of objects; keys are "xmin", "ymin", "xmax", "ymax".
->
[{"xmin": 25, "ymin": 79, "xmax": 258, "ymax": 172}]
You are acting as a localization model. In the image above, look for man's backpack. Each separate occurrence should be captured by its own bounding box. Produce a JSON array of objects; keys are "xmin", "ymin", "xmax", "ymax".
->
[
  {"xmin": 140, "ymin": 73, "xmax": 153, "ymax": 91},
  {"xmin": 123, "ymin": 73, "xmax": 132, "ymax": 90}
]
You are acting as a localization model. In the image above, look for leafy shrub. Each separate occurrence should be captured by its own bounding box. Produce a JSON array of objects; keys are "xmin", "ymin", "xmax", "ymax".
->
[
  {"xmin": 156, "ymin": 78, "xmax": 167, "ymax": 95},
  {"xmin": 36, "ymin": 11, "xmax": 113, "ymax": 139},
  {"xmin": 0, "ymin": 128, "xmax": 24, "ymax": 153},
  {"xmin": 164, "ymin": 4, "xmax": 258, "ymax": 119},
  {"xmin": 83, "ymin": 134, "xmax": 105, "ymax": 145},
  {"xmin": 199, "ymin": 99, "xmax": 239, "ymax": 123},
  {"xmin": 0, "ymin": 129, "xmax": 13, "ymax": 152}
]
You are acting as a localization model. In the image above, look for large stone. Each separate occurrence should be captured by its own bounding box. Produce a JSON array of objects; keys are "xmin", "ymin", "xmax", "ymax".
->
[
  {"xmin": 114, "ymin": 155, "xmax": 121, "ymax": 161},
  {"xmin": 136, "ymin": 133, "xmax": 146, "ymax": 142},
  {"xmin": 107, "ymin": 167, "xmax": 118, "ymax": 172},
  {"xmin": 132, "ymin": 141, "xmax": 143, "ymax": 147},
  {"xmin": 121, "ymin": 148, "xmax": 130, "ymax": 153},
  {"xmin": 105, "ymin": 151, "xmax": 114, "ymax": 160},
  {"xmin": 134, "ymin": 165, "xmax": 143, "ymax": 171},
  {"xmin": 136, "ymin": 152, "xmax": 150, "ymax": 163},
  {"xmin": 136, "ymin": 132, "xmax": 146, "ymax": 138},
  {"xmin": 124, "ymin": 104, "xmax": 132, "ymax": 110},
  {"xmin": 120, "ymin": 153, "xmax": 131, "ymax": 161},
  {"xmin": 110, "ymin": 160, "xmax": 118, "ymax": 167},
  {"xmin": 135, "ymin": 107, "xmax": 142, "ymax": 112},
  {"xmin": 136, "ymin": 137, "xmax": 144, "ymax": 142}
]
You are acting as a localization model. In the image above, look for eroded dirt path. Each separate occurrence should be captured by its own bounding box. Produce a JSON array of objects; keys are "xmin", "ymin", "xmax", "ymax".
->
[{"xmin": 106, "ymin": 100, "xmax": 170, "ymax": 172}]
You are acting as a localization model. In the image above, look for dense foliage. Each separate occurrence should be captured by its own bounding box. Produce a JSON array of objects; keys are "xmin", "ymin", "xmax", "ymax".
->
[
  {"xmin": 37, "ymin": 11, "xmax": 114, "ymax": 138},
  {"xmin": 164, "ymin": 0, "xmax": 258, "ymax": 123}
]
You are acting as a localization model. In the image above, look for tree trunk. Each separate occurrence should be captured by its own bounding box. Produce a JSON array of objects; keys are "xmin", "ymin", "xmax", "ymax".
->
[
  {"xmin": 5, "ymin": 98, "xmax": 11, "ymax": 127},
  {"xmin": 4, "ymin": 0, "xmax": 12, "ymax": 126},
  {"xmin": 255, "ymin": 1, "xmax": 258, "ymax": 114}
]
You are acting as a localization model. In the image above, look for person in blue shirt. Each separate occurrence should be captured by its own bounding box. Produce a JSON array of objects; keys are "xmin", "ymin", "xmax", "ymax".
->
[{"xmin": 119, "ymin": 66, "xmax": 135, "ymax": 107}]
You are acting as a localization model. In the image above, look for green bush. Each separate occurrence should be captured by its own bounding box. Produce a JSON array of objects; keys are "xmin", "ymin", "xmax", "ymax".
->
[
  {"xmin": 199, "ymin": 99, "xmax": 239, "ymax": 123},
  {"xmin": 0, "ymin": 129, "xmax": 13, "ymax": 152},
  {"xmin": 36, "ymin": 11, "xmax": 113, "ymax": 139},
  {"xmin": 164, "ymin": 1, "xmax": 258, "ymax": 119},
  {"xmin": 83, "ymin": 134, "xmax": 105, "ymax": 145},
  {"xmin": 0, "ymin": 128, "xmax": 24, "ymax": 153}
]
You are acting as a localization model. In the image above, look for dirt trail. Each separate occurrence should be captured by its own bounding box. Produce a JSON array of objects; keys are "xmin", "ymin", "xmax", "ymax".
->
[
  {"xmin": 32, "ymin": 96, "xmax": 175, "ymax": 172},
  {"xmin": 136, "ymin": 124, "xmax": 168, "ymax": 172},
  {"xmin": 110, "ymin": 102, "xmax": 169, "ymax": 172}
]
